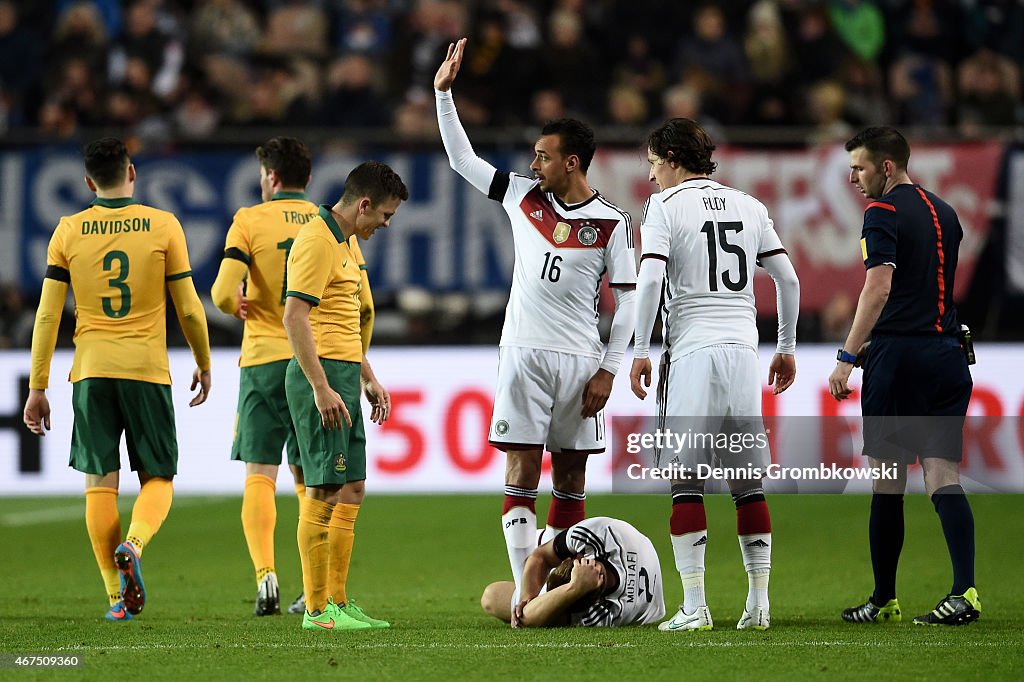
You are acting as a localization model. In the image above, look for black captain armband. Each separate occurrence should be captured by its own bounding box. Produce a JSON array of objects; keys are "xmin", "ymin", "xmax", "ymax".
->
[
  {"xmin": 552, "ymin": 530, "xmax": 572, "ymax": 559},
  {"xmin": 223, "ymin": 247, "xmax": 251, "ymax": 265},
  {"xmin": 44, "ymin": 265, "xmax": 70, "ymax": 282}
]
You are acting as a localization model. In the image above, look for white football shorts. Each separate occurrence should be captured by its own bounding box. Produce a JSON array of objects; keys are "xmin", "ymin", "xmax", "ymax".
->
[
  {"xmin": 655, "ymin": 343, "xmax": 769, "ymax": 469},
  {"xmin": 489, "ymin": 346, "xmax": 605, "ymax": 453}
]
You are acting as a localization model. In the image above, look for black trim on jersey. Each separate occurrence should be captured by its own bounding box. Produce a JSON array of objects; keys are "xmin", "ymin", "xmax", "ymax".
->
[
  {"xmin": 487, "ymin": 171, "xmax": 510, "ymax": 202},
  {"xmin": 595, "ymin": 195, "xmax": 634, "ymax": 248},
  {"xmin": 663, "ymin": 182, "xmax": 752, "ymax": 203},
  {"xmin": 641, "ymin": 253, "xmax": 669, "ymax": 262},
  {"xmin": 571, "ymin": 526, "xmax": 608, "ymax": 555},
  {"xmin": 223, "ymin": 247, "xmax": 251, "ymax": 265},
  {"xmin": 553, "ymin": 530, "xmax": 572, "ymax": 560},
  {"xmin": 755, "ymin": 248, "xmax": 787, "ymax": 267},
  {"xmin": 553, "ymin": 189, "xmax": 601, "ymax": 212},
  {"xmin": 44, "ymin": 265, "xmax": 70, "ymax": 283}
]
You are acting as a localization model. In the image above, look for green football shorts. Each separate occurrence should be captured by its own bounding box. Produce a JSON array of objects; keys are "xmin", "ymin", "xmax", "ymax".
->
[
  {"xmin": 70, "ymin": 378, "xmax": 177, "ymax": 476},
  {"xmin": 231, "ymin": 360, "xmax": 301, "ymax": 466},
  {"xmin": 285, "ymin": 357, "xmax": 366, "ymax": 487}
]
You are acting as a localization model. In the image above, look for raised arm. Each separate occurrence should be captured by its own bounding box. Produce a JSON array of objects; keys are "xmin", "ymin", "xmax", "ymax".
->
[{"xmin": 434, "ymin": 38, "xmax": 498, "ymax": 194}]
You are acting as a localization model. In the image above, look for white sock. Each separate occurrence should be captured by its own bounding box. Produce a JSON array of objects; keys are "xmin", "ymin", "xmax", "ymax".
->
[
  {"xmin": 672, "ymin": 530, "xmax": 707, "ymax": 611},
  {"xmin": 502, "ymin": 505, "xmax": 538, "ymax": 594},
  {"xmin": 539, "ymin": 525, "xmax": 563, "ymax": 545},
  {"xmin": 738, "ymin": 533, "xmax": 771, "ymax": 610}
]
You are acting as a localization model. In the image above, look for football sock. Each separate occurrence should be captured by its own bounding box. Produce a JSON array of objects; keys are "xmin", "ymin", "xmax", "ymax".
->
[
  {"xmin": 241, "ymin": 474, "xmax": 277, "ymax": 586},
  {"xmin": 294, "ymin": 482, "xmax": 306, "ymax": 500},
  {"xmin": 502, "ymin": 486, "xmax": 538, "ymax": 594},
  {"xmin": 670, "ymin": 485, "xmax": 707, "ymax": 611},
  {"xmin": 297, "ymin": 496, "xmax": 334, "ymax": 614},
  {"xmin": 548, "ymin": 488, "xmax": 585, "ymax": 528},
  {"xmin": 85, "ymin": 487, "xmax": 122, "ymax": 605},
  {"xmin": 869, "ymin": 493, "xmax": 904, "ymax": 605},
  {"xmin": 735, "ymin": 488, "xmax": 771, "ymax": 610},
  {"xmin": 328, "ymin": 503, "xmax": 359, "ymax": 605},
  {"xmin": 932, "ymin": 485, "xmax": 975, "ymax": 595},
  {"xmin": 125, "ymin": 477, "xmax": 173, "ymax": 556}
]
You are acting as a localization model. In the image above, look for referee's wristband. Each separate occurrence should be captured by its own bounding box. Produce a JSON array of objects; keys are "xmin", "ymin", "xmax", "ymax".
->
[{"xmin": 836, "ymin": 349, "xmax": 858, "ymax": 364}]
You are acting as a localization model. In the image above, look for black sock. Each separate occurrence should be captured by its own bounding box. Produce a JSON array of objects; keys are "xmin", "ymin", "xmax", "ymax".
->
[
  {"xmin": 932, "ymin": 484, "xmax": 975, "ymax": 595},
  {"xmin": 869, "ymin": 493, "xmax": 904, "ymax": 606}
]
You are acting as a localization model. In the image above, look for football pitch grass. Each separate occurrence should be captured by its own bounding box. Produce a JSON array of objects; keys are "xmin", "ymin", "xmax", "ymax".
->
[{"xmin": 1, "ymin": 494, "xmax": 1021, "ymax": 680}]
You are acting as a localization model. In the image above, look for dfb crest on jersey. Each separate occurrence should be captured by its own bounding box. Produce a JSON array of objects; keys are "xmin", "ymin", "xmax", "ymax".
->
[
  {"xmin": 553, "ymin": 221, "xmax": 571, "ymax": 244},
  {"xmin": 495, "ymin": 420, "xmax": 510, "ymax": 436},
  {"xmin": 578, "ymin": 224, "xmax": 598, "ymax": 246}
]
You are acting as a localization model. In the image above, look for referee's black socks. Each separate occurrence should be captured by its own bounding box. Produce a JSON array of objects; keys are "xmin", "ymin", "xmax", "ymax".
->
[
  {"xmin": 931, "ymin": 484, "xmax": 976, "ymax": 595},
  {"xmin": 869, "ymin": 493, "xmax": 904, "ymax": 606}
]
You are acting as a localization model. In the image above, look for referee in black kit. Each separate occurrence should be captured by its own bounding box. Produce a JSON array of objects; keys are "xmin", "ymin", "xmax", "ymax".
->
[{"xmin": 827, "ymin": 127, "xmax": 980, "ymax": 626}]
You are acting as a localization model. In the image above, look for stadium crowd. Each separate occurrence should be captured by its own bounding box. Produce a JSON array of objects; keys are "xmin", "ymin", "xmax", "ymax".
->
[{"xmin": 0, "ymin": 0, "xmax": 1021, "ymax": 145}]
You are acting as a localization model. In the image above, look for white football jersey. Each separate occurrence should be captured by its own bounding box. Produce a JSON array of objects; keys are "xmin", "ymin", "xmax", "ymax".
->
[
  {"xmin": 490, "ymin": 172, "xmax": 636, "ymax": 358},
  {"xmin": 641, "ymin": 178, "xmax": 785, "ymax": 356},
  {"xmin": 554, "ymin": 517, "xmax": 665, "ymax": 627}
]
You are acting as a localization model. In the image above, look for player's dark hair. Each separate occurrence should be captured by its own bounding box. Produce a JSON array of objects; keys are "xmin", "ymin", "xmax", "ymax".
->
[
  {"xmin": 647, "ymin": 118, "xmax": 717, "ymax": 175},
  {"xmin": 83, "ymin": 137, "xmax": 130, "ymax": 189},
  {"xmin": 541, "ymin": 118, "xmax": 596, "ymax": 173},
  {"xmin": 255, "ymin": 136, "xmax": 312, "ymax": 188},
  {"xmin": 844, "ymin": 126, "xmax": 911, "ymax": 171},
  {"xmin": 545, "ymin": 558, "xmax": 574, "ymax": 592},
  {"xmin": 340, "ymin": 160, "xmax": 409, "ymax": 207}
]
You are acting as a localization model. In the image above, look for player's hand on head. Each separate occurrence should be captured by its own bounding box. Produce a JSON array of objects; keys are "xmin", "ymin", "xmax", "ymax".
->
[
  {"xmin": 630, "ymin": 358, "xmax": 652, "ymax": 400},
  {"xmin": 433, "ymin": 37, "xmax": 466, "ymax": 92},
  {"xmin": 768, "ymin": 353, "xmax": 796, "ymax": 394},
  {"xmin": 22, "ymin": 389, "xmax": 51, "ymax": 436},
  {"xmin": 570, "ymin": 557, "xmax": 604, "ymax": 592},
  {"xmin": 189, "ymin": 367, "xmax": 211, "ymax": 406},
  {"xmin": 581, "ymin": 368, "xmax": 613, "ymax": 417}
]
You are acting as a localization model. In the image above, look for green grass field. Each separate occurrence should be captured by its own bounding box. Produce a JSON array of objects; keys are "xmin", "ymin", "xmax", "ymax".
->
[{"xmin": 1, "ymin": 494, "xmax": 1021, "ymax": 680}]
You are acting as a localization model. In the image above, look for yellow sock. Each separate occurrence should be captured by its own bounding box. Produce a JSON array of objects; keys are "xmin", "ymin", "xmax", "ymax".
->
[
  {"xmin": 328, "ymin": 503, "xmax": 360, "ymax": 604},
  {"xmin": 242, "ymin": 474, "xmax": 277, "ymax": 585},
  {"xmin": 294, "ymin": 482, "xmax": 306, "ymax": 500},
  {"xmin": 125, "ymin": 477, "xmax": 173, "ymax": 555},
  {"xmin": 85, "ymin": 487, "xmax": 121, "ymax": 605},
  {"xmin": 297, "ymin": 496, "xmax": 333, "ymax": 614}
]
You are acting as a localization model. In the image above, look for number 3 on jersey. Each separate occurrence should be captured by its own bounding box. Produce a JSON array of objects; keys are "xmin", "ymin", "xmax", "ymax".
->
[
  {"xmin": 700, "ymin": 220, "xmax": 747, "ymax": 292},
  {"xmin": 102, "ymin": 250, "xmax": 131, "ymax": 318}
]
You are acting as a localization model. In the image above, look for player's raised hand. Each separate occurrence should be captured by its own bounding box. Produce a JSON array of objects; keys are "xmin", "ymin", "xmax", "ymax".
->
[
  {"xmin": 23, "ymin": 389, "xmax": 51, "ymax": 436},
  {"xmin": 315, "ymin": 384, "xmax": 352, "ymax": 430},
  {"xmin": 434, "ymin": 37, "xmax": 466, "ymax": 92},
  {"xmin": 768, "ymin": 353, "xmax": 796, "ymax": 394},
  {"xmin": 630, "ymin": 357, "xmax": 652, "ymax": 400},
  {"xmin": 189, "ymin": 367, "xmax": 211, "ymax": 406},
  {"xmin": 581, "ymin": 368, "xmax": 613, "ymax": 418}
]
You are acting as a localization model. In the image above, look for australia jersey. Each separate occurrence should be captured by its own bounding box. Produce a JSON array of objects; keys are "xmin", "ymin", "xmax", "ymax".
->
[
  {"xmin": 223, "ymin": 192, "xmax": 318, "ymax": 366},
  {"xmin": 553, "ymin": 517, "xmax": 665, "ymax": 627},
  {"xmin": 286, "ymin": 205, "xmax": 367, "ymax": 363},
  {"xmin": 860, "ymin": 184, "xmax": 961, "ymax": 335},
  {"xmin": 489, "ymin": 172, "xmax": 636, "ymax": 359},
  {"xmin": 45, "ymin": 197, "xmax": 192, "ymax": 384},
  {"xmin": 640, "ymin": 178, "xmax": 785, "ymax": 356}
]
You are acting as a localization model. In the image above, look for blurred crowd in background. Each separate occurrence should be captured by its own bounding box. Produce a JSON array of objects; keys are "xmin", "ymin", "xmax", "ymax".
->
[
  {"xmin": 0, "ymin": 0, "xmax": 1021, "ymax": 146},
  {"xmin": 2, "ymin": 0, "xmax": 1023, "ymax": 349}
]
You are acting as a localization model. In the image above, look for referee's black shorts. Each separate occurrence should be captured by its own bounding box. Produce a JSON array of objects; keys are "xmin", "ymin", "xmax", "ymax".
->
[{"xmin": 861, "ymin": 334, "xmax": 973, "ymax": 464}]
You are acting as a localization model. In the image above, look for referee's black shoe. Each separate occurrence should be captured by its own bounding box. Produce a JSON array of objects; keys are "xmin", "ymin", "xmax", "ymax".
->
[{"xmin": 913, "ymin": 588, "xmax": 981, "ymax": 626}]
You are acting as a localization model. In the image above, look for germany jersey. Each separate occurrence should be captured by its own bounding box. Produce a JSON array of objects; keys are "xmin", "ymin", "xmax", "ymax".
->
[
  {"xmin": 222, "ymin": 192, "xmax": 318, "ymax": 366},
  {"xmin": 45, "ymin": 197, "xmax": 193, "ymax": 384},
  {"xmin": 285, "ymin": 205, "xmax": 367, "ymax": 363}
]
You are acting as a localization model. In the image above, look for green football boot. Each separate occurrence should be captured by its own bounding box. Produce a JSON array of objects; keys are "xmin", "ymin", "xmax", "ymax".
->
[
  {"xmin": 340, "ymin": 600, "xmax": 390, "ymax": 628},
  {"xmin": 302, "ymin": 598, "xmax": 372, "ymax": 631}
]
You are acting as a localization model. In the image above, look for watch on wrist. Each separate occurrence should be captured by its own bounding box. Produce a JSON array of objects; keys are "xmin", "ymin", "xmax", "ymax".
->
[{"xmin": 837, "ymin": 349, "xmax": 858, "ymax": 364}]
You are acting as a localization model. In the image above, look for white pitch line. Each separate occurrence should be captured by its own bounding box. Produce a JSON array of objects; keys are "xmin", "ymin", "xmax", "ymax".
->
[{"xmin": 0, "ymin": 497, "xmax": 225, "ymax": 527}]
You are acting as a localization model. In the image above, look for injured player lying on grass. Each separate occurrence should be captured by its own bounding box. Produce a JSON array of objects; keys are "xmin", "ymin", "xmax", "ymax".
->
[{"xmin": 481, "ymin": 517, "xmax": 665, "ymax": 627}]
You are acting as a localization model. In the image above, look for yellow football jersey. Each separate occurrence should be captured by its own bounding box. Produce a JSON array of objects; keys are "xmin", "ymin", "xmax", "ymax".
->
[
  {"xmin": 285, "ymin": 205, "xmax": 367, "ymax": 363},
  {"xmin": 46, "ymin": 197, "xmax": 193, "ymax": 384},
  {"xmin": 222, "ymin": 192, "xmax": 318, "ymax": 366}
]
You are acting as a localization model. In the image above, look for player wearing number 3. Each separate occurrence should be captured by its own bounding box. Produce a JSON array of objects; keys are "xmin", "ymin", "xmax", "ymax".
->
[
  {"xmin": 631, "ymin": 119, "xmax": 800, "ymax": 631},
  {"xmin": 23, "ymin": 137, "xmax": 212, "ymax": 621},
  {"xmin": 434, "ymin": 38, "xmax": 638, "ymax": 605}
]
